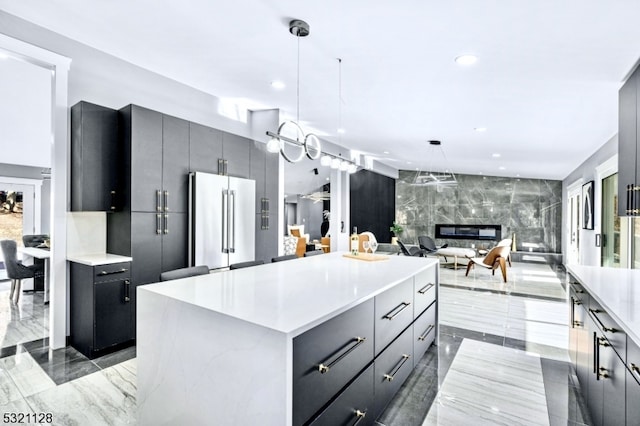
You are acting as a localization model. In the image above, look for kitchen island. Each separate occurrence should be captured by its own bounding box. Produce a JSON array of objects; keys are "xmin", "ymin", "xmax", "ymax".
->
[{"xmin": 137, "ymin": 252, "xmax": 438, "ymax": 425}]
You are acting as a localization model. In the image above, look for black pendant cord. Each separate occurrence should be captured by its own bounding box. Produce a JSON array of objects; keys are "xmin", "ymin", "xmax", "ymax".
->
[{"xmin": 297, "ymin": 34, "xmax": 300, "ymax": 125}]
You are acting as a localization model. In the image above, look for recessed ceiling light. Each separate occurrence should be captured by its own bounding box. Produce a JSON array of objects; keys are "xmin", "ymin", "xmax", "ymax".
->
[
  {"xmin": 326, "ymin": 177, "xmax": 330, "ymax": 181},
  {"xmin": 337, "ymin": 128, "xmax": 345, "ymax": 134},
  {"xmin": 455, "ymin": 54, "xmax": 478, "ymax": 66},
  {"xmin": 499, "ymin": 166, "xmax": 506, "ymax": 170},
  {"xmin": 492, "ymin": 153, "xmax": 501, "ymax": 158},
  {"xmin": 271, "ymin": 80, "xmax": 285, "ymax": 89},
  {"xmin": 474, "ymin": 127, "xmax": 487, "ymax": 132},
  {"xmin": 407, "ymin": 161, "xmax": 412, "ymax": 165},
  {"xmin": 383, "ymin": 151, "xmax": 390, "ymax": 155},
  {"xmin": 0, "ymin": 52, "xmax": 8, "ymax": 60}
]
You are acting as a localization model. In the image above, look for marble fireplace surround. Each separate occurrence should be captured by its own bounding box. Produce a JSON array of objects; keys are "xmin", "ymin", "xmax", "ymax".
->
[{"xmin": 395, "ymin": 171, "xmax": 562, "ymax": 254}]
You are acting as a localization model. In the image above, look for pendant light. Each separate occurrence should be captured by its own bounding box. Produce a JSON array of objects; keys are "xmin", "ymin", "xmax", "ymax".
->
[{"xmin": 411, "ymin": 140, "xmax": 457, "ymax": 186}]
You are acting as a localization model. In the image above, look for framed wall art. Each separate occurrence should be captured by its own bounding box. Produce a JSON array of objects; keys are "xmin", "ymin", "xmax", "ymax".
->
[{"xmin": 582, "ymin": 180, "xmax": 594, "ymax": 230}]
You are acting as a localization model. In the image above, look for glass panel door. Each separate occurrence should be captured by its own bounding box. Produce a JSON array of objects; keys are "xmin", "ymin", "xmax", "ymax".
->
[{"xmin": 601, "ymin": 174, "xmax": 620, "ymax": 267}]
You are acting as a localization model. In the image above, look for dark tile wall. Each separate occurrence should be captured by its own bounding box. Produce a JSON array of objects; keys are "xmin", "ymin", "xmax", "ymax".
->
[{"xmin": 395, "ymin": 171, "xmax": 562, "ymax": 253}]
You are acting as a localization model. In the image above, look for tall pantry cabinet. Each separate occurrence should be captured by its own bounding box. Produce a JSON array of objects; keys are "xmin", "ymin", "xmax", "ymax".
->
[{"xmin": 108, "ymin": 105, "xmax": 190, "ymax": 337}]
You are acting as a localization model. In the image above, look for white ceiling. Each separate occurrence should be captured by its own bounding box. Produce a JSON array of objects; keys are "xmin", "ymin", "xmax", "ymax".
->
[{"xmin": 3, "ymin": 1, "xmax": 640, "ymax": 179}]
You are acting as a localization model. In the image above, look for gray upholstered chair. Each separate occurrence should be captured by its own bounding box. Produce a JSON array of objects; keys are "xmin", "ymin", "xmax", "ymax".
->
[
  {"xmin": 397, "ymin": 240, "xmax": 426, "ymax": 257},
  {"xmin": 272, "ymin": 254, "xmax": 298, "ymax": 263},
  {"xmin": 160, "ymin": 265, "xmax": 209, "ymax": 281},
  {"xmin": 1, "ymin": 240, "xmax": 42, "ymax": 303},
  {"xmin": 418, "ymin": 236, "xmax": 448, "ymax": 255},
  {"xmin": 229, "ymin": 260, "xmax": 265, "ymax": 270}
]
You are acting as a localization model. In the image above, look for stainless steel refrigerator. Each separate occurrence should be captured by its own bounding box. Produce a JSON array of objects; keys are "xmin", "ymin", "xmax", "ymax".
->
[{"xmin": 188, "ymin": 171, "xmax": 255, "ymax": 269}]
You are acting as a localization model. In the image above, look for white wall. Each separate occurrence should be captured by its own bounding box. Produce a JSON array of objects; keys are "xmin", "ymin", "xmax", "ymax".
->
[
  {"xmin": 0, "ymin": 10, "xmax": 254, "ymax": 138},
  {"xmin": 562, "ymin": 134, "xmax": 618, "ymax": 266}
]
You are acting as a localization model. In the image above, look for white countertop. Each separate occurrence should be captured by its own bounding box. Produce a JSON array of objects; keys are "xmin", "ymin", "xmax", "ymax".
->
[
  {"xmin": 67, "ymin": 253, "xmax": 133, "ymax": 266},
  {"xmin": 139, "ymin": 252, "xmax": 437, "ymax": 337},
  {"xmin": 566, "ymin": 264, "xmax": 640, "ymax": 346}
]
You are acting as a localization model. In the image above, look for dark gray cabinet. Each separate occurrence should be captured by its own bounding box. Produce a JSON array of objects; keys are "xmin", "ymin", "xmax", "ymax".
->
[
  {"xmin": 250, "ymin": 141, "xmax": 278, "ymax": 263},
  {"xmin": 292, "ymin": 299, "xmax": 375, "ymax": 426},
  {"xmin": 309, "ymin": 365, "xmax": 374, "ymax": 426},
  {"xmin": 627, "ymin": 338, "xmax": 640, "ymax": 425},
  {"xmin": 119, "ymin": 105, "xmax": 189, "ymax": 214},
  {"xmin": 70, "ymin": 101, "xmax": 120, "ymax": 211},
  {"xmin": 222, "ymin": 132, "xmax": 251, "ymax": 178},
  {"xmin": 70, "ymin": 261, "xmax": 132, "ymax": 358},
  {"xmin": 569, "ymin": 274, "xmax": 631, "ymax": 426},
  {"xmin": 618, "ymin": 67, "xmax": 640, "ymax": 216},
  {"xmin": 108, "ymin": 105, "xmax": 190, "ymax": 340},
  {"xmin": 189, "ymin": 122, "xmax": 222, "ymax": 174},
  {"xmin": 295, "ymin": 264, "xmax": 438, "ymax": 425}
]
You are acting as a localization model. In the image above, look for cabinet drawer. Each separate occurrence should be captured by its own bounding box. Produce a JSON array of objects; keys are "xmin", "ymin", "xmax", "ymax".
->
[
  {"xmin": 413, "ymin": 302, "xmax": 436, "ymax": 367},
  {"xmin": 94, "ymin": 262, "xmax": 131, "ymax": 283},
  {"xmin": 309, "ymin": 364, "xmax": 374, "ymax": 426},
  {"xmin": 627, "ymin": 337, "xmax": 640, "ymax": 385},
  {"xmin": 414, "ymin": 267, "xmax": 436, "ymax": 318},
  {"xmin": 569, "ymin": 278, "xmax": 589, "ymax": 305},
  {"xmin": 588, "ymin": 299, "xmax": 625, "ymax": 358},
  {"xmin": 375, "ymin": 278, "xmax": 414, "ymax": 355},
  {"xmin": 293, "ymin": 299, "xmax": 374, "ymax": 426},
  {"xmin": 373, "ymin": 325, "xmax": 413, "ymax": 420}
]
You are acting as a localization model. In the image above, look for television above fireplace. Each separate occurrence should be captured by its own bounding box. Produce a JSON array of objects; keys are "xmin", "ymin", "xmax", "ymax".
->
[{"xmin": 435, "ymin": 224, "xmax": 502, "ymax": 241}]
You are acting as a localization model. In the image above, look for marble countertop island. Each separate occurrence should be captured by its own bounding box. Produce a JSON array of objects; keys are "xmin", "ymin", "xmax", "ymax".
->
[
  {"xmin": 137, "ymin": 253, "xmax": 438, "ymax": 425},
  {"xmin": 566, "ymin": 264, "xmax": 640, "ymax": 345},
  {"xmin": 138, "ymin": 252, "xmax": 436, "ymax": 336}
]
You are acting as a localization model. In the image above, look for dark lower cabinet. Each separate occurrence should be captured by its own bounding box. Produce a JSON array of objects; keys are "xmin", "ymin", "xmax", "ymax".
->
[
  {"xmin": 627, "ymin": 338, "xmax": 640, "ymax": 425},
  {"xmin": 292, "ymin": 300, "xmax": 374, "ymax": 426},
  {"xmin": 295, "ymin": 264, "xmax": 438, "ymax": 426},
  {"xmin": 309, "ymin": 365, "xmax": 375, "ymax": 426},
  {"xmin": 569, "ymin": 274, "xmax": 631, "ymax": 426},
  {"xmin": 70, "ymin": 261, "xmax": 133, "ymax": 358},
  {"xmin": 372, "ymin": 325, "xmax": 414, "ymax": 420}
]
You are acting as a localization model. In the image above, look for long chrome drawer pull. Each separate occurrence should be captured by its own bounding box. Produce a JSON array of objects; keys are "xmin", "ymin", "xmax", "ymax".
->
[
  {"xmin": 418, "ymin": 324, "xmax": 435, "ymax": 341},
  {"xmin": 589, "ymin": 309, "xmax": 618, "ymax": 333},
  {"xmin": 383, "ymin": 354, "xmax": 411, "ymax": 381},
  {"xmin": 97, "ymin": 268, "xmax": 128, "ymax": 276},
  {"xmin": 418, "ymin": 283, "xmax": 434, "ymax": 294},
  {"xmin": 352, "ymin": 410, "xmax": 366, "ymax": 426},
  {"xmin": 383, "ymin": 302, "xmax": 411, "ymax": 320},
  {"xmin": 318, "ymin": 337, "xmax": 366, "ymax": 374}
]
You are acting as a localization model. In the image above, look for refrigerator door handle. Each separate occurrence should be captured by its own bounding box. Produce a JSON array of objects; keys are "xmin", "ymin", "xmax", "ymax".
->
[
  {"xmin": 229, "ymin": 190, "xmax": 236, "ymax": 253},
  {"xmin": 222, "ymin": 189, "xmax": 229, "ymax": 253}
]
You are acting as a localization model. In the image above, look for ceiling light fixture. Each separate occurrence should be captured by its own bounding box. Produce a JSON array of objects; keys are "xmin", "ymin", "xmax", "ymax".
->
[
  {"xmin": 411, "ymin": 140, "xmax": 458, "ymax": 186},
  {"xmin": 455, "ymin": 54, "xmax": 478, "ymax": 66},
  {"xmin": 492, "ymin": 153, "xmax": 501, "ymax": 158},
  {"xmin": 271, "ymin": 80, "xmax": 285, "ymax": 89},
  {"xmin": 265, "ymin": 29, "xmax": 359, "ymax": 173},
  {"xmin": 265, "ymin": 19, "xmax": 320, "ymax": 163},
  {"xmin": 474, "ymin": 127, "xmax": 487, "ymax": 132}
]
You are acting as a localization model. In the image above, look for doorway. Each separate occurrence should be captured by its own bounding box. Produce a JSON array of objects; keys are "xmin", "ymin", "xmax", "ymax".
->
[
  {"xmin": 600, "ymin": 173, "xmax": 620, "ymax": 267},
  {"xmin": 567, "ymin": 184, "xmax": 581, "ymax": 264}
]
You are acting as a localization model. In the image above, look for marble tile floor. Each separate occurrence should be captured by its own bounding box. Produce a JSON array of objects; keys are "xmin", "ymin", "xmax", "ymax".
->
[
  {"xmin": 0, "ymin": 280, "xmax": 48, "ymax": 350},
  {"xmin": 0, "ymin": 262, "xmax": 591, "ymax": 425}
]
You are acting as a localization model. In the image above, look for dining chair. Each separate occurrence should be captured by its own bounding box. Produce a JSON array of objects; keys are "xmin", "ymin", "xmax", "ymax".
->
[
  {"xmin": 418, "ymin": 236, "xmax": 448, "ymax": 255},
  {"xmin": 160, "ymin": 265, "xmax": 210, "ymax": 281},
  {"xmin": 229, "ymin": 260, "xmax": 265, "ymax": 270},
  {"xmin": 397, "ymin": 240, "xmax": 426, "ymax": 257},
  {"xmin": 1, "ymin": 240, "xmax": 42, "ymax": 304}
]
